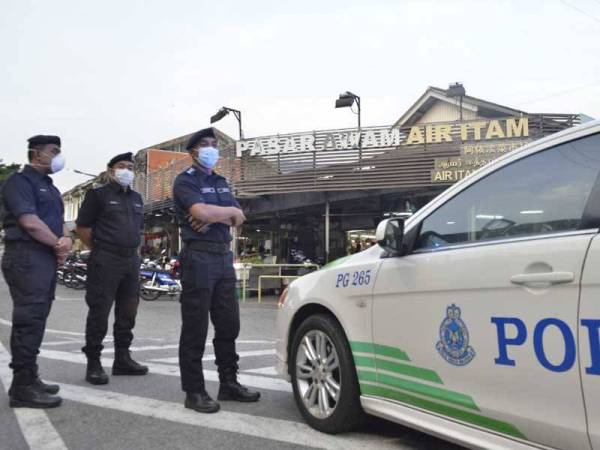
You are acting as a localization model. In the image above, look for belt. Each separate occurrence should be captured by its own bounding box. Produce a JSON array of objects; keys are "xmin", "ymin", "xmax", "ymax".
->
[
  {"xmin": 185, "ymin": 240, "xmax": 229, "ymax": 255},
  {"xmin": 94, "ymin": 241, "xmax": 138, "ymax": 257}
]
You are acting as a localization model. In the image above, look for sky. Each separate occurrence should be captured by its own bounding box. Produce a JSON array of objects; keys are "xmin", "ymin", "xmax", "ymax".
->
[{"xmin": 1, "ymin": 0, "xmax": 599, "ymax": 192}]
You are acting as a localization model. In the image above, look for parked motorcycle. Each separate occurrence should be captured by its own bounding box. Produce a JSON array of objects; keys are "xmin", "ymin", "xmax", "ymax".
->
[
  {"xmin": 57, "ymin": 252, "xmax": 88, "ymax": 290},
  {"xmin": 139, "ymin": 258, "xmax": 181, "ymax": 301},
  {"xmin": 64, "ymin": 261, "xmax": 87, "ymax": 290}
]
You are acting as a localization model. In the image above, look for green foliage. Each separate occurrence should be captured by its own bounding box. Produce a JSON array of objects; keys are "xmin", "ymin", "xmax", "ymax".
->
[
  {"xmin": 0, "ymin": 162, "xmax": 23, "ymax": 228},
  {"xmin": 0, "ymin": 162, "xmax": 21, "ymax": 183}
]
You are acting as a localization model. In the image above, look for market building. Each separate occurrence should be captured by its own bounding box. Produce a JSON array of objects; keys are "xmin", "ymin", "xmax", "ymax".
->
[
  {"xmin": 230, "ymin": 84, "xmax": 581, "ymax": 264},
  {"xmin": 70, "ymin": 82, "xmax": 581, "ymax": 264}
]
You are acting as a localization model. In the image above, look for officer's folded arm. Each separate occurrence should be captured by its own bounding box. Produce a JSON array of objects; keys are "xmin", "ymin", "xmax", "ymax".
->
[
  {"xmin": 18, "ymin": 214, "xmax": 61, "ymax": 248},
  {"xmin": 188, "ymin": 203, "xmax": 245, "ymax": 227}
]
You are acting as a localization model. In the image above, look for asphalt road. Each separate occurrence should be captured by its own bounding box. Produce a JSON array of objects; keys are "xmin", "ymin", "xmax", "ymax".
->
[{"xmin": 0, "ymin": 272, "xmax": 464, "ymax": 450}]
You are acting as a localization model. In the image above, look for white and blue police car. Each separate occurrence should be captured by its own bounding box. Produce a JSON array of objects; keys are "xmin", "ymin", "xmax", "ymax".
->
[{"xmin": 276, "ymin": 119, "xmax": 600, "ymax": 450}]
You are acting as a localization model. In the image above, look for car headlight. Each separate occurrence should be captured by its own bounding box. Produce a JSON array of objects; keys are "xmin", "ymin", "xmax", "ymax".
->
[{"xmin": 278, "ymin": 287, "xmax": 289, "ymax": 309}]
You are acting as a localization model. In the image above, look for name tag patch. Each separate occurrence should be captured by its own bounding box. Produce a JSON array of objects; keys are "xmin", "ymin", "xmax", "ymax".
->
[{"xmin": 202, "ymin": 187, "xmax": 216, "ymax": 194}]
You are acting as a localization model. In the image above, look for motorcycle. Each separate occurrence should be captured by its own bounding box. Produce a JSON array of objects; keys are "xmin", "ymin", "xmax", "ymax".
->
[
  {"xmin": 139, "ymin": 258, "xmax": 181, "ymax": 301},
  {"xmin": 63, "ymin": 261, "xmax": 87, "ymax": 290}
]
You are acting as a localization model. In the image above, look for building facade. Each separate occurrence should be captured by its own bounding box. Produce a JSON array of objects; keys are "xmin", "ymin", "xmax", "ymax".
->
[
  {"xmin": 65, "ymin": 83, "xmax": 582, "ymax": 264},
  {"xmin": 228, "ymin": 85, "xmax": 580, "ymax": 264}
]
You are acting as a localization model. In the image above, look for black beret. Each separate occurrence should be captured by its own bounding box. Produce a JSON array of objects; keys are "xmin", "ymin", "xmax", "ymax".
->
[
  {"xmin": 108, "ymin": 152, "xmax": 134, "ymax": 167},
  {"xmin": 27, "ymin": 135, "xmax": 61, "ymax": 148},
  {"xmin": 185, "ymin": 127, "xmax": 216, "ymax": 151}
]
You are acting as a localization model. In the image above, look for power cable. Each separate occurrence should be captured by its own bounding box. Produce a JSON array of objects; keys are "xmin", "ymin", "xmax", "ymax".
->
[{"xmin": 559, "ymin": 0, "xmax": 600, "ymax": 24}]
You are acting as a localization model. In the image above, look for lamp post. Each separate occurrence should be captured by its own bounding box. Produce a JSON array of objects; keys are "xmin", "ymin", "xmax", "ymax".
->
[
  {"xmin": 210, "ymin": 106, "xmax": 244, "ymax": 261},
  {"xmin": 210, "ymin": 106, "xmax": 243, "ymax": 140},
  {"xmin": 331, "ymin": 91, "xmax": 362, "ymax": 263},
  {"xmin": 335, "ymin": 91, "xmax": 361, "ymax": 130}
]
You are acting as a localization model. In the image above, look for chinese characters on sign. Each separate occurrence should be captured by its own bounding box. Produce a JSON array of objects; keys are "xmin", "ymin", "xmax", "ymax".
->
[{"xmin": 430, "ymin": 140, "xmax": 531, "ymax": 182}]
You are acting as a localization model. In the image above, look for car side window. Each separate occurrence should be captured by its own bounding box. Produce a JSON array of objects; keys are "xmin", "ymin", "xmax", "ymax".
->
[{"xmin": 415, "ymin": 133, "xmax": 600, "ymax": 251}]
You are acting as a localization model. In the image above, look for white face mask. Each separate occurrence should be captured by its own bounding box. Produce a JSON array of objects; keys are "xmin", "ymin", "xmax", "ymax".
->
[
  {"xmin": 114, "ymin": 168, "xmax": 134, "ymax": 187},
  {"xmin": 50, "ymin": 154, "xmax": 66, "ymax": 174},
  {"xmin": 197, "ymin": 146, "xmax": 220, "ymax": 169}
]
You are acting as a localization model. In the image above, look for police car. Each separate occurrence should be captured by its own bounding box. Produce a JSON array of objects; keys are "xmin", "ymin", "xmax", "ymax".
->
[{"xmin": 276, "ymin": 120, "xmax": 600, "ymax": 450}]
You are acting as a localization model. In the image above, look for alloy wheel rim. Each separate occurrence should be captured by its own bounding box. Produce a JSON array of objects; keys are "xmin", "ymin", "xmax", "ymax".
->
[{"xmin": 295, "ymin": 330, "xmax": 341, "ymax": 419}]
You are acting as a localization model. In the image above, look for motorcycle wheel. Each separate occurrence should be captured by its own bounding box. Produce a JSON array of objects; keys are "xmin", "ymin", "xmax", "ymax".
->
[
  {"xmin": 140, "ymin": 287, "xmax": 161, "ymax": 301},
  {"xmin": 63, "ymin": 272, "xmax": 75, "ymax": 289}
]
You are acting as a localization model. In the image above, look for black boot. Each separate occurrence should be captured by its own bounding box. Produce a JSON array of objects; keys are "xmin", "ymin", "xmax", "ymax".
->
[
  {"xmin": 86, "ymin": 356, "xmax": 109, "ymax": 385},
  {"xmin": 218, "ymin": 372, "xmax": 261, "ymax": 402},
  {"xmin": 34, "ymin": 376, "xmax": 60, "ymax": 395},
  {"xmin": 9, "ymin": 369, "xmax": 62, "ymax": 409},
  {"xmin": 185, "ymin": 391, "xmax": 220, "ymax": 413},
  {"xmin": 112, "ymin": 349, "xmax": 149, "ymax": 376}
]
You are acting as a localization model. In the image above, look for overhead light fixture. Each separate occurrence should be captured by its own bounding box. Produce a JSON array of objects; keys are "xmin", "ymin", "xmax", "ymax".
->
[
  {"xmin": 520, "ymin": 210, "xmax": 544, "ymax": 215},
  {"xmin": 334, "ymin": 91, "xmax": 361, "ymax": 130},
  {"xmin": 210, "ymin": 107, "xmax": 229, "ymax": 123},
  {"xmin": 210, "ymin": 106, "xmax": 243, "ymax": 139}
]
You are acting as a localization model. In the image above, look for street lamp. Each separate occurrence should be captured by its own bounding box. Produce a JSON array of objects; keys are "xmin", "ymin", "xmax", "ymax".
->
[
  {"xmin": 210, "ymin": 106, "xmax": 243, "ymax": 140},
  {"xmin": 71, "ymin": 169, "xmax": 97, "ymax": 178},
  {"xmin": 335, "ymin": 91, "xmax": 361, "ymax": 129}
]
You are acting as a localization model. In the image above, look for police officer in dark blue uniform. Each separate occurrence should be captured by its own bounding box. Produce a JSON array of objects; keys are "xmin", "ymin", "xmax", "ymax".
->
[
  {"xmin": 75, "ymin": 152, "xmax": 148, "ymax": 385},
  {"xmin": 173, "ymin": 127, "xmax": 260, "ymax": 413},
  {"xmin": 1, "ymin": 135, "xmax": 72, "ymax": 408}
]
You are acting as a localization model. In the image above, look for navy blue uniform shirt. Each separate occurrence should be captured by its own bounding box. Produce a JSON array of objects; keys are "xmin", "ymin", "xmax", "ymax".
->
[
  {"xmin": 76, "ymin": 181, "xmax": 144, "ymax": 248},
  {"xmin": 1, "ymin": 165, "xmax": 64, "ymax": 242},
  {"xmin": 173, "ymin": 166, "xmax": 240, "ymax": 243}
]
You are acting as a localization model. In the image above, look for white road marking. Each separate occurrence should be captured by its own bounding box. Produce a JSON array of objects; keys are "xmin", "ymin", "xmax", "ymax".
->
[
  {"xmin": 102, "ymin": 340, "xmax": 274, "ymax": 354},
  {"xmin": 150, "ymin": 349, "xmax": 276, "ymax": 364},
  {"xmin": 0, "ymin": 343, "xmax": 68, "ymax": 450},
  {"xmin": 244, "ymin": 366, "xmax": 278, "ymax": 376},
  {"xmin": 42, "ymin": 340, "xmax": 84, "ymax": 347},
  {"xmin": 102, "ymin": 344, "xmax": 180, "ymax": 354},
  {"xmin": 0, "ymin": 317, "xmax": 112, "ymax": 339},
  {"xmin": 39, "ymin": 348, "xmax": 292, "ymax": 393},
  {"xmin": 50, "ymin": 381, "xmax": 401, "ymax": 450}
]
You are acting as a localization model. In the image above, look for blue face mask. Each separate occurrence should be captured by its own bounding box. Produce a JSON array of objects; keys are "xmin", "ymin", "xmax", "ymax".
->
[{"xmin": 197, "ymin": 146, "xmax": 219, "ymax": 169}]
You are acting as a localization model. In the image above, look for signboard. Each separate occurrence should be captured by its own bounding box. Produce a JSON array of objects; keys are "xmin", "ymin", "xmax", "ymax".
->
[
  {"xmin": 236, "ymin": 117, "xmax": 530, "ymax": 157},
  {"xmin": 430, "ymin": 139, "xmax": 531, "ymax": 183}
]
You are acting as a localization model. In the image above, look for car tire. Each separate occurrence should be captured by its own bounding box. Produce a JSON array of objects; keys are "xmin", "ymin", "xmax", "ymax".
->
[{"xmin": 290, "ymin": 313, "xmax": 365, "ymax": 434}]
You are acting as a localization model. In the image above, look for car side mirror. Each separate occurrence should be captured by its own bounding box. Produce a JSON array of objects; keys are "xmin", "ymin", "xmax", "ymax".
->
[{"xmin": 375, "ymin": 218, "xmax": 404, "ymax": 255}]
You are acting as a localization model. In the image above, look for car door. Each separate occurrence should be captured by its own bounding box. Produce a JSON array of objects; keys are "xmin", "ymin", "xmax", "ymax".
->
[
  {"xmin": 579, "ymin": 232, "xmax": 600, "ymax": 450},
  {"xmin": 368, "ymin": 132, "xmax": 600, "ymax": 449}
]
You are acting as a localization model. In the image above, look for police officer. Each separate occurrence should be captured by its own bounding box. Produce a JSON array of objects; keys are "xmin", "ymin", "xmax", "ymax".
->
[
  {"xmin": 1, "ymin": 135, "xmax": 72, "ymax": 408},
  {"xmin": 173, "ymin": 127, "xmax": 260, "ymax": 413},
  {"xmin": 75, "ymin": 152, "xmax": 148, "ymax": 385}
]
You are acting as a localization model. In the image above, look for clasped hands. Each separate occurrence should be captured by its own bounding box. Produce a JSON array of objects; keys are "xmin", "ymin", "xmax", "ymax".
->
[{"xmin": 54, "ymin": 236, "xmax": 73, "ymax": 265}]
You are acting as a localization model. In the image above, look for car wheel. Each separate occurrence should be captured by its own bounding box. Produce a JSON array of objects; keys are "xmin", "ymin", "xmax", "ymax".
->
[{"xmin": 290, "ymin": 313, "xmax": 365, "ymax": 434}]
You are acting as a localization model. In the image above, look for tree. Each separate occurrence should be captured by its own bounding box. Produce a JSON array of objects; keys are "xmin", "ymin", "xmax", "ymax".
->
[{"xmin": 0, "ymin": 161, "xmax": 23, "ymax": 228}]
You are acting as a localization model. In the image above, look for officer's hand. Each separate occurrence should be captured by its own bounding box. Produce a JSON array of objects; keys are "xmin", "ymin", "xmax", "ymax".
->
[
  {"xmin": 230, "ymin": 208, "xmax": 246, "ymax": 227},
  {"xmin": 188, "ymin": 216, "xmax": 210, "ymax": 233},
  {"xmin": 56, "ymin": 253, "xmax": 68, "ymax": 265},
  {"xmin": 54, "ymin": 237, "xmax": 73, "ymax": 255}
]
